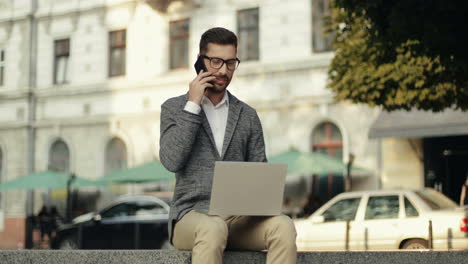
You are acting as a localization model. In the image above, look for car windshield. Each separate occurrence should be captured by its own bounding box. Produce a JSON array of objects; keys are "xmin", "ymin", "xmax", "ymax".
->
[
  {"xmin": 322, "ymin": 197, "xmax": 361, "ymax": 222},
  {"xmin": 415, "ymin": 189, "xmax": 457, "ymax": 210}
]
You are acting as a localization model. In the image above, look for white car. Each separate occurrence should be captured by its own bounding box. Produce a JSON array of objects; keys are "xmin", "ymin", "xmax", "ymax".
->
[{"xmin": 295, "ymin": 188, "xmax": 468, "ymax": 251}]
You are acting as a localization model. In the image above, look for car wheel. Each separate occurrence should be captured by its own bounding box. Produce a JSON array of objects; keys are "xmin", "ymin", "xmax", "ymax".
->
[
  {"xmin": 402, "ymin": 239, "xmax": 428, "ymax": 249},
  {"xmin": 160, "ymin": 239, "xmax": 174, "ymax": 250},
  {"xmin": 58, "ymin": 236, "xmax": 79, "ymax": 250}
]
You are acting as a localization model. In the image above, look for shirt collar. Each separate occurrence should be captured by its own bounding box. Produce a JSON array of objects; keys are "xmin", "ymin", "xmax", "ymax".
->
[{"xmin": 202, "ymin": 91, "xmax": 229, "ymax": 109}]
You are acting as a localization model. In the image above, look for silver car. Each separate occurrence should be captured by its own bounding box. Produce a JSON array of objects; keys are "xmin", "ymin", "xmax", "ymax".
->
[{"xmin": 295, "ymin": 188, "xmax": 468, "ymax": 251}]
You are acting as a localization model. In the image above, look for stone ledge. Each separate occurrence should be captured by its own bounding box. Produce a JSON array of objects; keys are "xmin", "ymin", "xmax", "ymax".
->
[{"xmin": 1, "ymin": 250, "xmax": 467, "ymax": 264}]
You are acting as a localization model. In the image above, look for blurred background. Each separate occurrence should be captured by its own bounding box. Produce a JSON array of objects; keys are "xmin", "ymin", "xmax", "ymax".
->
[{"xmin": 0, "ymin": 0, "xmax": 467, "ymax": 251}]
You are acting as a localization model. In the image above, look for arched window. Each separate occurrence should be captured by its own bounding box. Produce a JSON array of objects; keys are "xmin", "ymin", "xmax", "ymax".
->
[
  {"xmin": 105, "ymin": 137, "xmax": 127, "ymax": 174},
  {"xmin": 312, "ymin": 122, "xmax": 343, "ymax": 160},
  {"xmin": 311, "ymin": 122, "xmax": 344, "ymax": 202},
  {"xmin": 48, "ymin": 139, "xmax": 70, "ymax": 172}
]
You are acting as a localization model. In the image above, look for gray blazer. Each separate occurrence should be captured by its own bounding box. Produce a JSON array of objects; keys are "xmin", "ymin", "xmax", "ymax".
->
[{"xmin": 159, "ymin": 91, "xmax": 267, "ymax": 242}]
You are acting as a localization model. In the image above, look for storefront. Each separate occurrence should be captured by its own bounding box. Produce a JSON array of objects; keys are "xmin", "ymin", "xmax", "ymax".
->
[{"xmin": 369, "ymin": 109, "xmax": 468, "ymax": 202}]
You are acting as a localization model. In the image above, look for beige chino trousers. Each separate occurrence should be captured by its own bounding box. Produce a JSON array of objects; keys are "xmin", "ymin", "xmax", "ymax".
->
[{"xmin": 172, "ymin": 210, "xmax": 297, "ymax": 264}]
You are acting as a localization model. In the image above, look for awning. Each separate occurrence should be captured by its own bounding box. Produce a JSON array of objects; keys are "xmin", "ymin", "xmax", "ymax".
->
[
  {"xmin": 268, "ymin": 150, "xmax": 371, "ymax": 179},
  {"xmin": 369, "ymin": 109, "xmax": 468, "ymax": 139},
  {"xmin": 0, "ymin": 170, "xmax": 104, "ymax": 190},
  {"xmin": 96, "ymin": 161, "xmax": 174, "ymax": 184}
]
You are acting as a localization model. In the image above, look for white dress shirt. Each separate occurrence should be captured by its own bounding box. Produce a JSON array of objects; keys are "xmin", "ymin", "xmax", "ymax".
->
[{"xmin": 184, "ymin": 92, "xmax": 229, "ymax": 156}]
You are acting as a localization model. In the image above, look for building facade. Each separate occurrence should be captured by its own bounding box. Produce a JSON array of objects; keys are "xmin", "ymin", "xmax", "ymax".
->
[
  {"xmin": 0, "ymin": 0, "xmax": 381, "ymax": 248},
  {"xmin": 370, "ymin": 110, "xmax": 468, "ymax": 204}
]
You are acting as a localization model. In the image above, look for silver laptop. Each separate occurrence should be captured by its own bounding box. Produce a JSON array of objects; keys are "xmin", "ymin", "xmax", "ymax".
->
[{"xmin": 208, "ymin": 161, "xmax": 288, "ymax": 216}]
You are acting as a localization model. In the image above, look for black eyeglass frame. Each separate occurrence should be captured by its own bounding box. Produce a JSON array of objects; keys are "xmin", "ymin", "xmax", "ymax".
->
[{"xmin": 201, "ymin": 55, "xmax": 241, "ymax": 71}]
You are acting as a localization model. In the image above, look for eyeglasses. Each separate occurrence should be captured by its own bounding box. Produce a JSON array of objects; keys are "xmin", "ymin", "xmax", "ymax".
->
[{"xmin": 202, "ymin": 55, "xmax": 241, "ymax": 71}]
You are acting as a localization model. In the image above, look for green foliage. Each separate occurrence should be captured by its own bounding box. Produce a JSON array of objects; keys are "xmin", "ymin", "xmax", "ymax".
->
[{"xmin": 328, "ymin": 0, "xmax": 468, "ymax": 111}]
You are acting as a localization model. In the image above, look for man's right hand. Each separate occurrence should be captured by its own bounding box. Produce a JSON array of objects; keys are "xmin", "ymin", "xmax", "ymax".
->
[{"xmin": 188, "ymin": 70, "xmax": 216, "ymax": 105}]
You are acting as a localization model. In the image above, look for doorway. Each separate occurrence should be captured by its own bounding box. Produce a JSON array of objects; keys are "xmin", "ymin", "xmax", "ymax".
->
[{"xmin": 423, "ymin": 136, "xmax": 468, "ymax": 202}]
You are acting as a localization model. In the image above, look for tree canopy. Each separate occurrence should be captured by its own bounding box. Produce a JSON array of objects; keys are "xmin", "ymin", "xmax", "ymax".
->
[{"xmin": 327, "ymin": 0, "xmax": 468, "ymax": 111}]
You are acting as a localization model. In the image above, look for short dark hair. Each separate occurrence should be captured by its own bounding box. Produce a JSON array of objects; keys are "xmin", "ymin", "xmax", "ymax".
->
[{"xmin": 199, "ymin": 27, "xmax": 238, "ymax": 54}]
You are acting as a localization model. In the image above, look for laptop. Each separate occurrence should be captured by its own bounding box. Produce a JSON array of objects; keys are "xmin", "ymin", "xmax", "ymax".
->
[{"xmin": 208, "ymin": 161, "xmax": 288, "ymax": 216}]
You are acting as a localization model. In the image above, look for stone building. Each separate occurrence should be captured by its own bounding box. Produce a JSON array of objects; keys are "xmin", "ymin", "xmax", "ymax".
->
[{"xmin": 0, "ymin": 0, "xmax": 382, "ymax": 248}]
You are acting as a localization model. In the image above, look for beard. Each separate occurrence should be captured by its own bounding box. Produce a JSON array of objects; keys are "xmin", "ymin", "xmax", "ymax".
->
[
  {"xmin": 207, "ymin": 84, "xmax": 226, "ymax": 94},
  {"xmin": 207, "ymin": 76, "xmax": 230, "ymax": 94}
]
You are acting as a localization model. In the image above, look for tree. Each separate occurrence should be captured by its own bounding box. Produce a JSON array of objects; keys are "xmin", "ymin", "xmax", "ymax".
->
[{"xmin": 327, "ymin": 0, "xmax": 468, "ymax": 112}]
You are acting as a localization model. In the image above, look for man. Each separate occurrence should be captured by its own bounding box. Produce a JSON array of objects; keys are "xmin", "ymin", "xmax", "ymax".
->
[{"xmin": 159, "ymin": 27, "xmax": 297, "ymax": 264}]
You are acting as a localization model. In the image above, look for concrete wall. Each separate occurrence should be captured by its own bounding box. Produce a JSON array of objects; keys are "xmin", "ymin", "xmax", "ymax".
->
[
  {"xmin": 1, "ymin": 250, "xmax": 467, "ymax": 264},
  {"xmin": 0, "ymin": 218, "xmax": 25, "ymax": 249},
  {"xmin": 382, "ymin": 138, "xmax": 424, "ymax": 189}
]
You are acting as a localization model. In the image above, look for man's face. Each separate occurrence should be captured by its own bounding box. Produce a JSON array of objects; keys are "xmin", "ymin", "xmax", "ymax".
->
[{"xmin": 203, "ymin": 43, "xmax": 237, "ymax": 94}]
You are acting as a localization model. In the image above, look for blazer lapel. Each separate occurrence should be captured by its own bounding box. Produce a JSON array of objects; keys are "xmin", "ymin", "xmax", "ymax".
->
[
  {"xmin": 182, "ymin": 93, "xmax": 220, "ymax": 159},
  {"xmin": 221, "ymin": 92, "xmax": 242, "ymax": 160}
]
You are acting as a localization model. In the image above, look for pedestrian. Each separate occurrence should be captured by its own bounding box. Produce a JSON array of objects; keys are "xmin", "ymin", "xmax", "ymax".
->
[
  {"xmin": 159, "ymin": 27, "xmax": 297, "ymax": 264},
  {"xmin": 49, "ymin": 206, "xmax": 64, "ymax": 234},
  {"xmin": 459, "ymin": 173, "xmax": 468, "ymax": 206},
  {"xmin": 37, "ymin": 205, "xmax": 52, "ymax": 241}
]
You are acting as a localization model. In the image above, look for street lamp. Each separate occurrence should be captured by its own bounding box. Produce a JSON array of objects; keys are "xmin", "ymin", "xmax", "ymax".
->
[{"xmin": 25, "ymin": 0, "xmax": 38, "ymax": 249}]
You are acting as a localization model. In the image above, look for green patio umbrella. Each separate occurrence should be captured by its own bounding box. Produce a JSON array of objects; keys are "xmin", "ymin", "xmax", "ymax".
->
[
  {"xmin": 0, "ymin": 170, "xmax": 103, "ymax": 190},
  {"xmin": 268, "ymin": 150, "xmax": 363, "ymax": 176},
  {"xmin": 97, "ymin": 161, "xmax": 175, "ymax": 184}
]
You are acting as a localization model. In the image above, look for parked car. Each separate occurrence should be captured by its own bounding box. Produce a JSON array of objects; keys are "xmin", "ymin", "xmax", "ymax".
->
[
  {"xmin": 51, "ymin": 195, "xmax": 171, "ymax": 249},
  {"xmin": 295, "ymin": 188, "xmax": 468, "ymax": 251}
]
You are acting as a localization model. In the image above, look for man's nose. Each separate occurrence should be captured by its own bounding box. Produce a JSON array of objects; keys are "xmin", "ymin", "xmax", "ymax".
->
[{"xmin": 217, "ymin": 62, "xmax": 228, "ymax": 75}]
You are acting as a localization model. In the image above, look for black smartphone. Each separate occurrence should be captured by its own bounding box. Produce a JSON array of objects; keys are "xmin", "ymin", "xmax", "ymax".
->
[{"xmin": 194, "ymin": 55, "xmax": 207, "ymax": 74}]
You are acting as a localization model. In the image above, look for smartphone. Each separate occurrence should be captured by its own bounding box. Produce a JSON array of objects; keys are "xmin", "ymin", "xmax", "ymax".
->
[{"xmin": 194, "ymin": 55, "xmax": 207, "ymax": 74}]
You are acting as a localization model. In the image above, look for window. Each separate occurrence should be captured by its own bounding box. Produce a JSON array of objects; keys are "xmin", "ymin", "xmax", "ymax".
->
[
  {"xmin": 0, "ymin": 147, "xmax": 2, "ymax": 180},
  {"xmin": 134, "ymin": 200, "xmax": 167, "ymax": 216},
  {"xmin": 365, "ymin": 196, "xmax": 399, "ymax": 220},
  {"xmin": 0, "ymin": 147, "xmax": 3, "ymax": 208},
  {"xmin": 105, "ymin": 137, "xmax": 127, "ymax": 174},
  {"xmin": 109, "ymin": 30, "xmax": 126, "ymax": 77},
  {"xmin": 48, "ymin": 139, "xmax": 70, "ymax": 172},
  {"xmin": 0, "ymin": 49, "xmax": 4, "ymax": 86},
  {"xmin": 312, "ymin": 0, "xmax": 333, "ymax": 52},
  {"xmin": 322, "ymin": 197, "xmax": 361, "ymax": 222},
  {"xmin": 312, "ymin": 122, "xmax": 344, "ymax": 201},
  {"xmin": 54, "ymin": 39, "xmax": 70, "ymax": 84},
  {"xmin": 101, "ymin": 201, "xmax": 167, "ymax": 219},
  {"xmin": 404, "ymin": 197, "xmax": 419, "ymax": 217},
  {"xmin": 101, "ymin": 203, "xmax": 134, "ymax": 219},
  {"xmin": 312, "ymin": 122, "xmax": 343, "ymax": 159},
  {"xmin": 169, "ymin": 19, "xmax": 189, "ymax": 69},
  {"xmin": 237, "ymin": 8, "xmax": 259, "ymax": 61}
]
